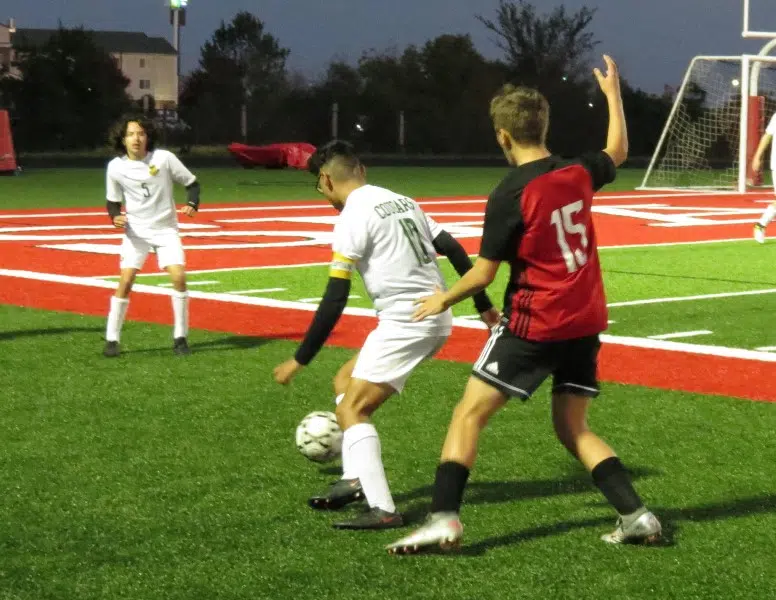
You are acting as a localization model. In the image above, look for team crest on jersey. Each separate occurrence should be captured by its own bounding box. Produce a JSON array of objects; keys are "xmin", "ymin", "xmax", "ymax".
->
[{"xmin": 149, "ymin": 165, "xmax": 159, "ymax": 176}]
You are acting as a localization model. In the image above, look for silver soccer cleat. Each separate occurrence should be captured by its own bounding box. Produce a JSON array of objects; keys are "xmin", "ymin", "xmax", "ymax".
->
[
  {"xmin": 601, "ymin": 511, "xmax": 662, "ymax": 545},
  {"xmin": 385, "ymin": 512, "xmax": 463, "ymax": 555}
]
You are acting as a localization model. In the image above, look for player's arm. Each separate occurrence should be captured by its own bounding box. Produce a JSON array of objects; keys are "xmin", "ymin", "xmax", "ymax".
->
[
  {"xmin": 434, "ymin": 256, "xmax": 500, "ymax": 310},
  {"xmin": 414, "ymin": 192, "xmax": 517, "ymax": 322},
  {"xmin": 272, "ymin": 254, "xmax": 354, "ymax": 385},
  {"xmin": 594, "ymin": 55, "xmax": 628, "ymax": 167},
  {"xmin": 105, "ymin": 167, "xmax": 125, "ymax": 228},
  {"xmin": 431, "ymin": 229, "xmax": 498, "ymax": 323},
  {"xmin": 167, "ymin": 152, "xmax": 201, "ymax": 214},
  {"xmin": 752, "ymin": 132, "xmax": 773, "ymax": 173}
]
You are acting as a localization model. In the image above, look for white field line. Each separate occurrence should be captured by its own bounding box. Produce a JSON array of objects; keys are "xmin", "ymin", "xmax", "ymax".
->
[
  {"xmin": 229, "ymin": 288, "xmax": 287, "ymax": 295},
  {"xmin": 0, "ymin": 189, "xmax": 765, "ymax": 220},
  {"xmin": 298, "ymin": 295, "xmax": 362, "ymax": 303},
  {"xmin": 755, "ymin": 346, "xmax": 776, "ymax": 352},
  {"xmin": 158, "ymin": 280, "xmax": 220, "ymax": 288},
  {"xmin": 648, "ymin": 330, "xmax": 713, "ymax": 340},
  {"xmin": 607, "ymin": 288, "xmax": 776, "ymax": 308},
  {"xmin": 3, "ymin": 268, "xmax": 776, "ymax": 364},
  {"xmin": 85, "ymin": 236, "xmax": 755, "ymax": 279}
]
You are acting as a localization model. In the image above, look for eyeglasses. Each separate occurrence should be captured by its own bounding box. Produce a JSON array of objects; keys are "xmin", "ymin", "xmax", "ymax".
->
[{"xmin": 315, "ymin": 171, "xmax": 327, "ymax": 194}]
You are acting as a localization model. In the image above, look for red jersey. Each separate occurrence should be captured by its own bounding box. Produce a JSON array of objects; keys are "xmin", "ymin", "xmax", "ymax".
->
[{"xmin": 478, "ymin": 152, "xmax": 616, "ymax": 341}]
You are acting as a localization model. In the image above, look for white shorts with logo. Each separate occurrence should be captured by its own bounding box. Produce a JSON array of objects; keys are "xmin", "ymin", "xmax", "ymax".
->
[
  {"xmin": 120, "ymin": 227, "xmax": 185, "ymax": 270},
  {"xmin": 352, "ymin": 319, "xmax": 450, "ymax": 394}
]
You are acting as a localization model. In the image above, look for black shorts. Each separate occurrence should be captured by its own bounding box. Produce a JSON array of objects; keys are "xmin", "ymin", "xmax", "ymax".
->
[{"xmin": 471, "ymin": 324, "xmax": 601, "ymax": 400}]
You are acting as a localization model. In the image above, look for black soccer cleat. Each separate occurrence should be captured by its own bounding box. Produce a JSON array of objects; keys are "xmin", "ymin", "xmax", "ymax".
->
[
  {"xmin": 173, "ymin": 337, "xmax": 191, "ymax": 356},
  {"xmin": 308, "ymin": 478, "xmax": 364, "ymax": 510},
  {"xmin": 333, "ymin": 507, "xmax": 404, "ymax": 530},
  {"xmin": 103, "ymin": 340, "xmax": 120, "ymax": 358}
]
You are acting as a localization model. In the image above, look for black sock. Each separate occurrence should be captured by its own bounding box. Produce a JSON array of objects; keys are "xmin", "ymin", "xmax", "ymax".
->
[
  {"xmin": 591, "ymin": 456, "xmax": 644, "ymax": 515},
  {"xmin": 431, "ymin": 461, "xmax": 470, "ymax": 514}
]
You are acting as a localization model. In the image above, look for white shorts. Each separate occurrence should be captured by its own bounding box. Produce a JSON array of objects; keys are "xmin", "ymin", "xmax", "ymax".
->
[
  {"xmin": 120, "ymin": 227, "xmax": 185, "ymax": 271},
  {"xmin": 352, "ymin": 320, "xmax": 449, "ymax": 393}
]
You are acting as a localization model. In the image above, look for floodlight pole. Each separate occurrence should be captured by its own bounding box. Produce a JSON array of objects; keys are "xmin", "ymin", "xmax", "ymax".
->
[{"xmin": 170, "ymin": 1, "xmax": 187, "ymax": 108}]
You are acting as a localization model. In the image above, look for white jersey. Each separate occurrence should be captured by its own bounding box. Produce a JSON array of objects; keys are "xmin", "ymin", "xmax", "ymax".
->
[
  {"xmin": 767, "ymin": 113, "xmax": 776, "ymax": 171},
  {"xmin": 106, "ymin": 149, "xmax": 196, "ymax": 232},
  {"xmin": 332, "ymin": 184, "xmax": 452, "ymax": 331}
]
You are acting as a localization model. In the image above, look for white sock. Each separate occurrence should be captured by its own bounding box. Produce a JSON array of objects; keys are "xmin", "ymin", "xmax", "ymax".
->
[
  {"xmin": 344, "ymin": 422, "xmax": 395, "ymax": 513},
  {"xmin": 172, "ymin": 290, "xmax": 189, "ymax": 339},
  {"xmin": 333, "ymin": 394, "xmax": 358, "ymax": 480},
  {"xmin": 760, "ymin": 203, "xmax": 776, "ymax": 227},
  {"xmin": 106, "ymin": 296, "xmax": 129, "ymax": 342}
]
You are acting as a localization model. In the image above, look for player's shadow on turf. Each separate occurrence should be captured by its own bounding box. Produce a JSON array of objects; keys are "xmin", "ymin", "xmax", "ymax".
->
[
  {"xmin": 447, "ymin": 493, "xmax": 776, "ymax": 556},
  {"xmin": 121, "ymin": 335, "xmax": 271, "ymax": 354},
  {"xmin": 396, "ymin": 466, "xmax": 658, "ymax": 509},
  {"xmin": 0, "ymin": 327, "xmax": 103, "ymax": 341}
]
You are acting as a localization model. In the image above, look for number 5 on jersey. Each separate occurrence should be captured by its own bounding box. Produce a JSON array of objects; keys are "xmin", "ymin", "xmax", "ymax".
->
[{"xmin": 550, "ymin": 200, "xmax": 588, "ymax": 273}]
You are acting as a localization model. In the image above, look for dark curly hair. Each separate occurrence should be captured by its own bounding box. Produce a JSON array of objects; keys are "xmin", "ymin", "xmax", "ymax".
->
[{"xmin": 112, "ymin": 116, "xmax": 157, "ymax": 154}]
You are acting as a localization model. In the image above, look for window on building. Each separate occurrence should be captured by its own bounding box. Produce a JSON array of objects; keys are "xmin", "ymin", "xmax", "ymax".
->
[
  {"xmin": 139, "ymin": 58, "xmax": 146, "ymax": 68},
  {"xmin": 139, "ymin": 80, "xmax": 151, "ymax": 90}
]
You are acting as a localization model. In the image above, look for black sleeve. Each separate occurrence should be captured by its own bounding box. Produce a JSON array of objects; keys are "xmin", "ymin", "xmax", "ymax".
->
[
  {"xmin": 106, "ymin": 201, "xmax": 121, "ymax": 221},
  {"xmin": 186, "ymin": 181, "xmax": 201, "ymax": 209},
  {"xmin": 478, "ymin": 188, "xmax": 524, "ymax": 262},
  {"xmin": 577, "ymin": 151, "xmax": 616, "ymax": 191},
  {"xmin": 432, "ymin": 230, "xmax": 494, "ymax": 313},
  {"xmin": 294, "ymin": 277, "xmax": 351, "ymax": 366}
]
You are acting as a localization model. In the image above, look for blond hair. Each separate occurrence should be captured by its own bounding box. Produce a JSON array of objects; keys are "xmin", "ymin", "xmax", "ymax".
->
[{"xmin": 489, "ymin": 84, "xmax": 549, "ymax": 145}]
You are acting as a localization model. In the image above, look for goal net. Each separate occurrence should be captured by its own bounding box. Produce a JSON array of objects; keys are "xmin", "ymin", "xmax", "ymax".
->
[{"xmin": 639, "ymin": 55, "xmax": 776, "ymax": 192}]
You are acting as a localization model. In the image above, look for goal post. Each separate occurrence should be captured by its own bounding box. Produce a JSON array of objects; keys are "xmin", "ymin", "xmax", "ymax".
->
[{"xmin": 638, "ymin": 54, "xmax": 776, "ymax": 193}]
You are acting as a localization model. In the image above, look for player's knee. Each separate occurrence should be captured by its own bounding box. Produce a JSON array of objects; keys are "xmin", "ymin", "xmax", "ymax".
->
[
  {"xmin": 335, "ymin": 393, "xmax": 377, "ymax": 427},
  {"xmin": 452, "ymin": 398, "xmax": 492, "ymax": 430}
]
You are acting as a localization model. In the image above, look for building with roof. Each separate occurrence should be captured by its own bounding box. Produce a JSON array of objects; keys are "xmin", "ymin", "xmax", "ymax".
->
[{"xmin": 0, "ymin": 19, "xmax": 179, "ymax": 108}]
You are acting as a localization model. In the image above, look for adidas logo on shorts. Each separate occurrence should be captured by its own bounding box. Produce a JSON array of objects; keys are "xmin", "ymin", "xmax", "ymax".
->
[{"xmin": 485, "ymin": 361, "xmax": 499, "ymax": 376}]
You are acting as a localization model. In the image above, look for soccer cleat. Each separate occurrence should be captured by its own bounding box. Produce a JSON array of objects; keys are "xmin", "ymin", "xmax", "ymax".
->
[
  {"xmin": 173, "ymin": 337, "xmax": 191, "ymax": 356},
  {"xmin": 754, "ymin": 223, "xmax": 766, "ymax": 244},
  {"xmin": 308, "ymin": 478, "xmax": 364, "ymax": 510},
  {"xmin": 601, "ymin": 511, "xmax": 662, "ymax": 545},
  {"xmin": 385, "ymin": 512, "xmax": 463, "ymax": 554},
  {"xmin": 332, "ymin": 507, "xmax": 403, "ymax": 530},
  {"xmin": 103, "ymin": 340, "xmax": 120, "ymax": 358}
]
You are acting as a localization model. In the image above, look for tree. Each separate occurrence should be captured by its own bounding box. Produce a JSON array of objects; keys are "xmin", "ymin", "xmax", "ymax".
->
[
  {"xmin": 477, "ymin": 1, "xmax": 601, "ymax": 154},
  {"xmin": 4, "ymin": 27, "xmax": 131, "ymax": 150},
  {"xmin": 179, "ymin": 12, "xmax": 290, "ymax": 144},
  {"xmin": 477, "ymin": 0, "xmax": 598, "ymax": 86}
]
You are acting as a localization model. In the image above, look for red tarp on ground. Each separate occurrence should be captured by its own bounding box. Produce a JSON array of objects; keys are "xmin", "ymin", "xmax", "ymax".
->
[
  {"xmin": 227, "ymin": 142, "xmax": 316, "ymax": 170},
  {"xmin": 0, "ymin": 110, "xmax": 17, "ymax": 173}
]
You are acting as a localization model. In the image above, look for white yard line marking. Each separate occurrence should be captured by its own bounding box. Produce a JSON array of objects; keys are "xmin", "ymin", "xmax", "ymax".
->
[
  {"xmin": 608, "ymin": 288, "xmax": 776, "ymax": 308},
  {"xmin": 229, "ymin": 288, "xmax": 287, "ymax": 295},
  {"xmin": 648, "ymin": 330, "xmax": 713, "ymax": 340},
  {"xmin": 755, "ymin": 346, "xmax": 776, "ymax": 352},
  {"xmin": 3, "ymin": 268, "xmax": 776, "ymax": 363},
  {"xmin": 0, "ymin": 190, "xmax": 763, "ymax": 220},
  {"xmin": 158, "ymin": 280, "xmax": 220, "ymax": 288},
  {"xmin": 298, "ymin": 295, "xmax": 362, "ymax": 303},
  {"xmin": 85, "ymin": 237, "xmax": 757, "ymax": 278}
]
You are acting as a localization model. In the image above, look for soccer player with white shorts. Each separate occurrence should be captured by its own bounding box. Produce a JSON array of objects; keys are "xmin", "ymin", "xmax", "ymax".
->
[
  {"xmin": 103, "ymin": 117, "xmax": 201, "ymax": 358},
  {"xmin": 752, "ymin": 111, "xmax": 776, "ymax": 243},
  {"xmin": 273, "ymin": 140, "xmax": 499, "ymax": 530}
]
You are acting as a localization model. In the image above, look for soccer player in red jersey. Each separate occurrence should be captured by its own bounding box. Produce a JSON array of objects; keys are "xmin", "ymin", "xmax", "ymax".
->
[{"xmin": 386, "ymin": 55, "xmax": 661, "ymax": 554}]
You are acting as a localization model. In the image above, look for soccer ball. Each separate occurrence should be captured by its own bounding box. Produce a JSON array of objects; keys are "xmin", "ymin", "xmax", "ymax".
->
[{"xmin": 295, "ymin": 411, "xmax": 343, "ymax": 463}]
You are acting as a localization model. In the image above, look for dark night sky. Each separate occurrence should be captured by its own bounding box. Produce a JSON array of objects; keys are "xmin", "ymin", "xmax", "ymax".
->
[{"xmin": 4, "ymin": 0, "xmax": 776, "ymax": 92}]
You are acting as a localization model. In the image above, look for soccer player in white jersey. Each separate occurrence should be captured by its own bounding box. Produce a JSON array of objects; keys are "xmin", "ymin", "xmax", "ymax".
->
[
  {"xmin": 273, "ymin": 140, "xmax": 499, "ymax": 529},
  {"xmin": 752, "ymin": 111, "xmax": 776, "ymax": 243},
  {"xmin": 102, "ymin": 117, "xmax": 201, "ymax": 358}
]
